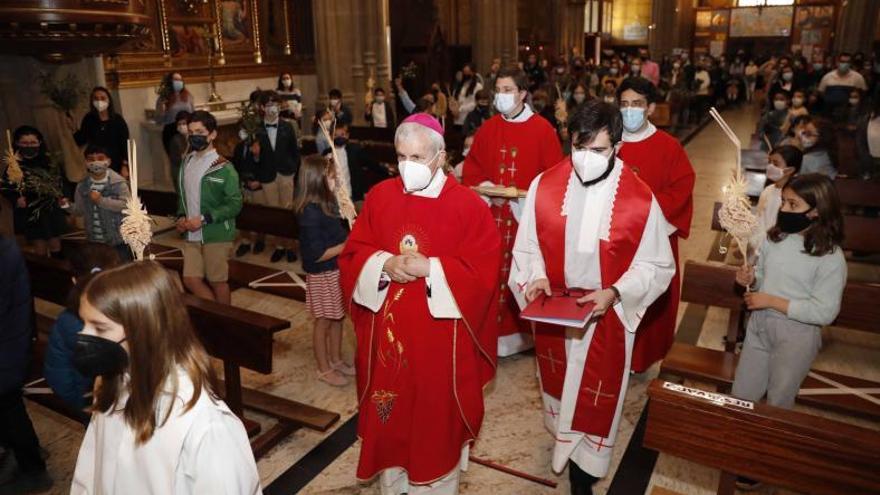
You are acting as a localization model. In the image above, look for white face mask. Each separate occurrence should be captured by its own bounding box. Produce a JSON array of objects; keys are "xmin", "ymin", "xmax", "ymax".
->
[
  {"xmin": 329, "ymin": 98, "xmax": 340, "ymax": 107},
  {"xmin": 282, "ymin": 78, "xmax": 292, "ymax": 88},
  {"xmin": 799, "ymin": 131, "xmax": 816, "ymax": 148},
  {"xmin": 791, "ymin": 97, "xmax": 804, "ymax": 107},
  {"xmin": 573, "ymin": 93, "xmax": 586, "ymax": 103},
  {"xmin": 773, "ymin": 100, "xmax": 787, "ymax": 111},
  {"xmin": 86, "ymin": 160, "xmax": 110, "ymax": 175},
  {"xmin": 264, "ymin": 104, "xmax": 280, "ymax": 122},
  {"xmin": 494, "ymin": 92, "xmax": 517, "ymax": 114},
  {"xmin": 93, "ymin": 100, "xmax": 109, "ymax": 112},
  {"xmin": 572, "ymin": 148, "xmax": 613, "ymax": 183},
  {"xmin": 399, "ymin": 151, "xmax": 441, "ymax": 192},
  {"xmin": 765, "ymin": 163, "xmax": 786, "ymax": 182}
]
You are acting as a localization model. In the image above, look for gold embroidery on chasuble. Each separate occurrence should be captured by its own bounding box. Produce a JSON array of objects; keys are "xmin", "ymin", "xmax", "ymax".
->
[{"xmin": 372, "ymin": 288, "xmax": 407, "ymax": 424}]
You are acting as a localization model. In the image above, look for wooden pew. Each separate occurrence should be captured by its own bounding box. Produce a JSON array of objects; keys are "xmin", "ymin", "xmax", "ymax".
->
[
  {"xmin": 660, "ymin": 260, "xmax": 880, "ymax": 420},
  {"xmin": 23, "ymin": 253, "xmax": 338, "ymax": 458},
  {"xmin": 834, "ymin": 177, "xmax": 880, "ymax": 212},
  {"xmin": 145, "ymin": 242, "xmax": 307, "ymax": 302},
  {"xmin": 711, "ymin": 203, "xmax": 880, "ymax": 256},
  {"xmin": 139, "ymin": 189, "xmax": 299, "ymax": 240},
  {"xmin": 644, "ymin": 379, "xmax": 880, "ymax": 495}
]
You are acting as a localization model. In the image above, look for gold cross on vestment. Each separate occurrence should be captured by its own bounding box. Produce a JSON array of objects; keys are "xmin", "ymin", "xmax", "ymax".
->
[
  {"xmin": 495, "ymin": 215, "xmax": 503, "ymax": 227},
  {"xmin": 538, "ymin": 348, "xmax": 565, "ymax": 374},
  {"xmin": 509, "ymin": 160, "xmax": 517, "ymax": 177},
  {"xmin": 583, "ymin": 380, "xmax": 615, "ymax": 406}
]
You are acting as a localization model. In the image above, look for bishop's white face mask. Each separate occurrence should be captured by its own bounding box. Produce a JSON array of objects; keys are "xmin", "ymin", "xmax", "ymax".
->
[
  {"xmin": 399, "ymin": 150, "xmax": 441, "ymax": 192},
  {"xmin": 572, "ymin": 148, "xmax": 613, "ymax": 183}
]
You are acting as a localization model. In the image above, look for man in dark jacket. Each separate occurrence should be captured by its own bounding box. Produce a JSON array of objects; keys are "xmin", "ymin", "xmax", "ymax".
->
[
  {"xmin": 463, "ymin": 89, "xmax": 493, "ymax": 137},
  {"xmin": 238, "ymin": 91, "xmax": 301, "ymax": 263},
  {"xmin": 0, "ymin": 234, "xmax": 52, "ymax": 492}
]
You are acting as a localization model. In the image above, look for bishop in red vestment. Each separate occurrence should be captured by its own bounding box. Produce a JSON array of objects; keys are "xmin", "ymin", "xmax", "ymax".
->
[
  {"xmin": 617, "ymin": 78, "xmax": 695, "ymax": 373},
  {"xmin": 462, "ymin": 68, "xmax": 563, "ymax": 357},
  {"xmin": 339, "ymin": 114, "xmax": 501, "ymax": 494},
  {"xmin": 509, "ymin": 102, "xmax": 674, "ymax": 488}
]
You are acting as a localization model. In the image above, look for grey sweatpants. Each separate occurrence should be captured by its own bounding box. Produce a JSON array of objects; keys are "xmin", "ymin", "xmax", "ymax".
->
[{"xmin": 731, "ymin": 309, "xmax": 822, "ymax": 408}]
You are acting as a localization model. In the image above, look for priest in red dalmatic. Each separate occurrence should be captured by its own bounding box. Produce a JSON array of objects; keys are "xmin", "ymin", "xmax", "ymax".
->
[
  {"xmin": 462, "ymin": 67, "xmax": 563, "ymax": 357},
  {"xmin": 509, "ymin": 102, "xmax": 674, "ymax": 492},
  {"xmin": 617, "ymin": 77, "xmax": 695, "ymax": 373},
  {"xmin": 339, "ymin": 114, "xmax": 501, "ymax": 495}
]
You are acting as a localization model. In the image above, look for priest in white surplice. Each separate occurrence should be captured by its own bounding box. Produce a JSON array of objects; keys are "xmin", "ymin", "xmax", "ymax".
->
[{"xmin": 509, "ymin": 101, "xmax": 675, "ymax": 494}]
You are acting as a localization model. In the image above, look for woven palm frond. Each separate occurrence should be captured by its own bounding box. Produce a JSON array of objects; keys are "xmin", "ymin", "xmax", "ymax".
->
[
  {"xmin": 3, "ymin": 148, "xmax": 22, "ymax": 185},
  {"xmin": 120, "ymin": 195, "xmax": 154, "ymax": 261}
]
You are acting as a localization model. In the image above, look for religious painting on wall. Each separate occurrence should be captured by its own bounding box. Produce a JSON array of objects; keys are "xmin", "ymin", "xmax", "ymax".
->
[
  {"xmin": 219, "ymin": 0, "xmax": 253, "ymax": 51},
  {"xmin": 693, "ymin": 9, "xmax": 728, "ymax": 57},
  {"xmin": 729, "ymin": 6, "xmax": 793, "ymax": 38},
  {"xmin": 170, "ymin": 24, "xmax": 211, "ymax": 57},
  {"xmin": 792, "ymin": 5, "xmax": 834, "ymax": 57}
]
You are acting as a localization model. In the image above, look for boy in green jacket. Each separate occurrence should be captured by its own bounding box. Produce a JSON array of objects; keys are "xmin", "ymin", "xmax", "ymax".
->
[{"xmin": 176, "ymin": 110, "xmax": 242, "ymax": 304}]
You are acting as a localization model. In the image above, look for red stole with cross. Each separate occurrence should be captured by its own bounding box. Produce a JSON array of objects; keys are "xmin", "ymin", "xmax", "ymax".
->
[{"xmin": 533, "ymin": 157, "xmax": 652, "ymax": 437}]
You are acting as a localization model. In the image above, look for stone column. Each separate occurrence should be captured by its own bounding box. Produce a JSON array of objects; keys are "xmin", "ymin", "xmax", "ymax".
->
[
  {"xmin": 312, "ymin": 0, "xmax": 391, "ymax": 125},
  {"xmin": 555, "ymin": 0, "xmax": 585, "ymax": 58},
  {"xmin": 834, "ymin": 0, "xmax": 880, "ymax": 55},
  {"xmin": 472, "ymin": 0, "xmax": 518, "ymax": 73}
]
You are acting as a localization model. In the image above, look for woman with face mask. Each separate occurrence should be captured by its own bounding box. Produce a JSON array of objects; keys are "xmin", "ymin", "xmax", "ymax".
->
[
  {"xmin": 70, "ymin": 86, "xmax": 131, "ymax": 177},
  {"xmin": 792, "ymin": 116, "xmax": 837, "ymax": 178},
  {"xmin": 276, "ymin": 72, "xmax": 303, "ymax": 121},
  {"xmin": 2, "ymin": 126, "xmax": 68, "ymax": 257},
  {"xmin": 754, "ymin": 145, "xmax": 803, "ymax": 245},
  {"xmin": 70, "ymin": 262, "xmax": 261, "ymax": 494},
  {"xmin": 759, "ymin": 90, "xmax": 792, "ymax": 149},
  {"xmin": 155, "ymin": 72, "xmax": 196, "ymax": 156},
  {"xmin": 732, "ymin": 173, "xmax": 846, "ymax": 490}
]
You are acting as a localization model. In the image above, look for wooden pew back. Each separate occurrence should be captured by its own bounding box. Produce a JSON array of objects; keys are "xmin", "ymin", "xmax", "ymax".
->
[
  {"xmin": 139, "ymin": 189, "xmax": 299, "ymax": 240},
  {"xmin": 23, "ymin": 253, "xmax": 288, "ymax": 374},
  {"xmin": 680, "ymin": 260, "xmax": 880, "ymax": 334},
  {"xmin": 835, "ymin": 177, "xmax": 880, "ymax": 210},
  {"xmin": 645, "ymin": 380, "xmax": 880, "ymax": 495}
]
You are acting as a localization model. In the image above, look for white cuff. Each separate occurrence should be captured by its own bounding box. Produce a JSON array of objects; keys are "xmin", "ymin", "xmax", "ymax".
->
[
  {"xmin": 610, "ymin": 277, "xmax": 643, "ymax": 333},
  {"xmin": 509, "ymin": 199, "xmax": 523, "ymax": 223},
  {"xmin": 353, "ymin": 251, "xmax": 394, "ymax": 313},
  {"xmin": 426, "ymin": 258, "xmax": 462, "ymax": 319}
]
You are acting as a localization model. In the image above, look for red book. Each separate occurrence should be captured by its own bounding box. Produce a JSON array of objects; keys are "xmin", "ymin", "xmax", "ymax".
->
[{"xmin": 520, "ymin": 289, "xmax": 596, "ymax": 328}]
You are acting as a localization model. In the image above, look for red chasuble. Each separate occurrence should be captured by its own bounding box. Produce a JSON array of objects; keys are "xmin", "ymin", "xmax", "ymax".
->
[
  {"xmin": 461, "ymin": 113, "xmax": 563, "ymax": 348},
  {"xmin": 533, "ymin": 159, "xmax": 652, "ymax": 437},
  {"xmin": 339, "ymin": 176, "xmax": 501, "ymax": 483},
  {"xmin": 618, "ymin": 130, "xmax": 695, "ymax": 372}
]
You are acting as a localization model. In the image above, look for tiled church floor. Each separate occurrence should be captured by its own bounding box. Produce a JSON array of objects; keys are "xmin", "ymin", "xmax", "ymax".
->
[{"xmin": 25, "ymin": 105, "xmax": 880, "ymax": 494}]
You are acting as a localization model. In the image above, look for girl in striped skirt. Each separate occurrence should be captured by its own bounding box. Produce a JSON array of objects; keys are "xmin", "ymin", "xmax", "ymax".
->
[{"xmin": 294, "ymin": 155, "xmax": 352, "ymax": 386}]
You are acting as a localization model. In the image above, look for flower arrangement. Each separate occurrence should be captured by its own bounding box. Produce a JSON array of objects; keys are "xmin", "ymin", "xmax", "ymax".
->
[
  {"xmin": 37, "ymin": 71, "xmax": 86, "ymax": 115},
  {"xmin": 238, "ymin": 100, "xmax": 262, "ymax": 142},
  {"xmin": 399, "ymin": 61, "xmax": 418, "ymax": 81}
]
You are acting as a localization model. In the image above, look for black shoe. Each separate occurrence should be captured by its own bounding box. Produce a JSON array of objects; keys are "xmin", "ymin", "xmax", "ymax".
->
[
  {"xmin": 253, "ymin": 240, "xmax": 266, "ymax": 254},
  {"xmin": 0, "ymin": 470, "xmax": 53, "ymax": 495},
  {"xmin": 235, "ymin": 243, "xmax": 251, "ymax": 258},
  {"xmin": 270, "ymin": 248, "xmax": 285, "ymax": 263},
  {"xmin": 286, "ymin": 249, "xmax": 298, "ymax": 263},
  {"xmin": 735, "ymin": 476, "xmax": 762, "ymax": 491}
]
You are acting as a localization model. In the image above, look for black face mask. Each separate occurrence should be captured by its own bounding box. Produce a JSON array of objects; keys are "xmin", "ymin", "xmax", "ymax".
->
[
  {"xmin": 776, "ymin": 209, "xmax": 814, "ymax": 234},
  {"xmin": 333, "ymin": 136, "xmax": 347, "ymax": 147},
  {"xmin": 188, "ymin": 134, "xmax": 210, "ymax": 151},
  {"xmin": 18, "ymin": 146, "xmax": 39, "ymax": 159},
  {"xmin": 73, "ymin": 334, "xmax": 128, "ymax": 377}
]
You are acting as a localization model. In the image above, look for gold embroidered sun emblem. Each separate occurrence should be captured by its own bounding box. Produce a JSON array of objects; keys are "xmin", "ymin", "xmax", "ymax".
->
[{"xmin": 399, "ymin": 234, "xmax": 419, "ymax": 254}]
